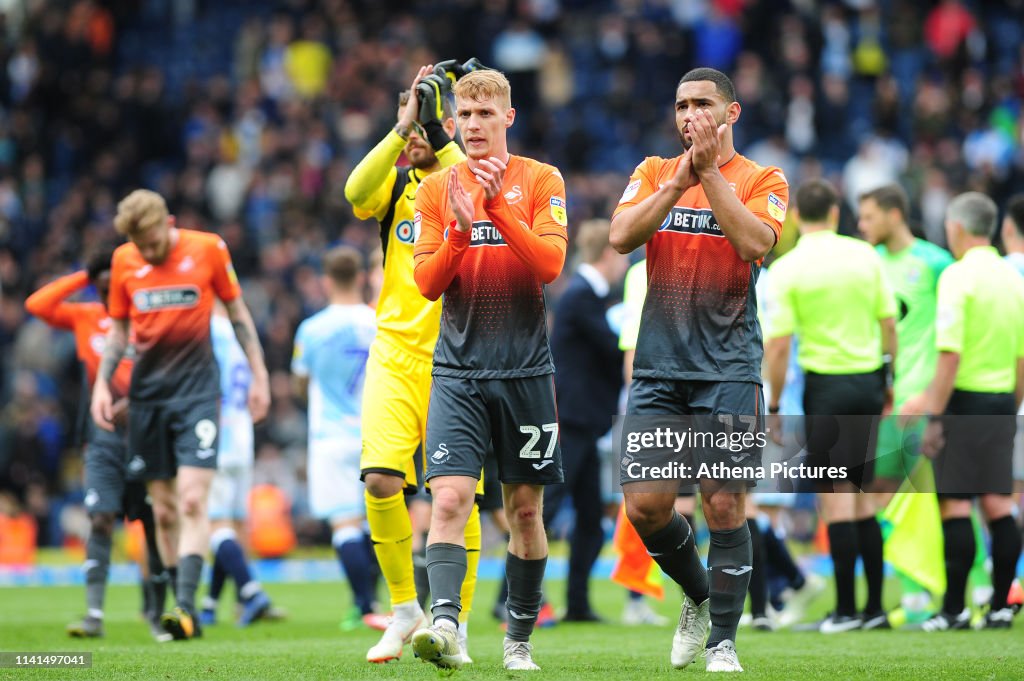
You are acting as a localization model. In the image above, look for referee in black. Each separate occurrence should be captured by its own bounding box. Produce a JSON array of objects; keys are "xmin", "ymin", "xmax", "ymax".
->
[{"xmin": 764, "ymin": 179, "xmax": 897, "ymax": 633}]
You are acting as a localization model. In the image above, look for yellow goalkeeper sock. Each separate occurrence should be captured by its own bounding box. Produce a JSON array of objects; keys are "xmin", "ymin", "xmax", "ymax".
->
[
  {"xmin": 365, "ymin": 489, "xmax": 416, "ymax": 607},
  {"xmin": 459, "ymin": 503, "xmax": 481, "ymax": 623}
]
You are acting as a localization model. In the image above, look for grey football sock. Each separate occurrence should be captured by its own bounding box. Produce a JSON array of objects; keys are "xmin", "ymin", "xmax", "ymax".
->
[
  {"xmin": 167, "ymin": 565, "xmax": 179, "ymax": 601},
  {"xmin": 505, "ymin": 553, "xmax": 547, "ymax": 643},
  {"xmin": 176, "ymin": 554, "xmax": 204, "ymax": 615},
  {"xmin": 141, "ymin": 577, "xmax": 154, "ymax": 617},
  {"xmin": 85, "ymin": 532, "xmax": 113, "ymax": 615},
  {"xmin": 151, "ymin": 571, "xmax": 170, "ymax": 615},
  {"xmin": 707, "ymin": 524, "xmax": 752, "ymax": 648},
  {"xmin": 639, "ymin": 513, "xmax": 709, "ymax": 603},
  {"xmin": 426, "ymin": 543, "xmax": 466, "ymax": 626}
]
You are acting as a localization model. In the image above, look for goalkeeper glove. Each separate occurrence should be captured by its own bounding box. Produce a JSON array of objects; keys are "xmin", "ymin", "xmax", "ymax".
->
[
  {"xmin": 414, "ymin": 73, "xmax": 453, "ymax": 151},
  {"xmin": 433, "ymin": 57, "xmax": 491, "ymax": 84}
]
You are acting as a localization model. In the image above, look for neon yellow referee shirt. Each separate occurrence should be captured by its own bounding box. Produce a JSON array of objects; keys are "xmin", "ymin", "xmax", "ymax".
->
[
  {"xmin": 936, "ymin": 245, "xmax": 1024, "ymax": 393},
  {"xmin": 618, "ymin": 259, "xmax": 646, "ymax": 352},
  {"xmin": 764, "ymin": 229, "xmax": 897, "ymax": 374}
]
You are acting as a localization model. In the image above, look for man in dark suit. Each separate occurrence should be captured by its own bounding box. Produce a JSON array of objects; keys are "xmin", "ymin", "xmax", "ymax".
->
[{"xmin": 547, "ymin": 219, "xmax": 629, "ymax": 621}]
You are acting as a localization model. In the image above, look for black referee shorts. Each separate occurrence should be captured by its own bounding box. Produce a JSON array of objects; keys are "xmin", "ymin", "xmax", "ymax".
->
[
  {"xmin": 935, "ymin": 390, "xmax": 1017, "ymax": 499},
  {"xmin": 802, "ymin": 370, "xmax": 885, "ymax": 490}
]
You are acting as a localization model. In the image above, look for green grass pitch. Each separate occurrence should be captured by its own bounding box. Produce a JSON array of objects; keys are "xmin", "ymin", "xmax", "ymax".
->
[{"xmin": 1, "ymin": 579, "xmax": 1022, "ymax": 680}]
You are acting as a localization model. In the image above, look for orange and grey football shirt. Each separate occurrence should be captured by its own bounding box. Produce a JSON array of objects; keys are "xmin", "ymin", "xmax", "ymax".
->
[
  {"xmin": 109, "ymin": 229, "xmax": 242, "ymax": 402},
  {"xmin": 612, "ymin": 153, "xmax": 788, "ymax": 383},
  {"xmin": 25, "ymin": 270, "xmax": 133, "ymax": 400},
  {"xmin": 413, "ymin": 155, "xmax": 568, "ymax": 378}
]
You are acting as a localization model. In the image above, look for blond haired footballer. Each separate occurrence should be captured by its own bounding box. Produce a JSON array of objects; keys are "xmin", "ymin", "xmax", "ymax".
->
[{"xmin": 344, "ymin": 62, "xmax": 484, "ymax": 664}]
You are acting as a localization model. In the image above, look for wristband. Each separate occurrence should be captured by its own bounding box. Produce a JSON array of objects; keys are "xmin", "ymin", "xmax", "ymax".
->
[
  {"xmin": 768, "ymin": 404, "xmax": 780, "ymax": 415},
  {"xmin": 882, "ymin": 354, "xmax": 894, "ymax": 390},
  {"xmin": 423, "ymin": 120, "xmax": 451, "ymax": 152}
]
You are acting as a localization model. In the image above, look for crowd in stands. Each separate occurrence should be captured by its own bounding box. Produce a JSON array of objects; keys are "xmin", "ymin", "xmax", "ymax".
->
[{"xmin": 1, "ymin": 0, "xmax": 1022, "ymax": 548}]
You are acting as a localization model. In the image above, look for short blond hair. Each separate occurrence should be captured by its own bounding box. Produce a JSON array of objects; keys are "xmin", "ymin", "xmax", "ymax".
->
[
  {"xmin": 114, "ymin": 190, "xmax": 169, "ymax": 237},
  {"xmin": 453, "ymin": 70, "xmax": 511, "ymax": 110},
  {"xmin": 576, "ymin": 219, "xmax": 611, "ymax": 264}
]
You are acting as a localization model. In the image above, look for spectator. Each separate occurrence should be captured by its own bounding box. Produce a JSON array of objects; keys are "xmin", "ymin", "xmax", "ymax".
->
[{"xmin": 924, "ymin": 0, "xmax": 977, "ymax": 68}]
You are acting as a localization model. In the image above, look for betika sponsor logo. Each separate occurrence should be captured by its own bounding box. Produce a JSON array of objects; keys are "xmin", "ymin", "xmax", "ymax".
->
[
  {"xmin": 659, "ymin": 207, "xmax": 723, "ymax": 236},
  {"xmin": 469, "ymin": 221, "xmax": 506, "ymax": 247},
  {"xmin": 133, "ymin": 285, "xmax": 201, "ymax": 312}
]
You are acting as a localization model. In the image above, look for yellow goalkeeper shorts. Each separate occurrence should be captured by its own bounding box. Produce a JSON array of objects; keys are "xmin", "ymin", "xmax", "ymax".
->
[{"xmin": 360, "ymin": 337, "xmax": 483, "ymax": 495}]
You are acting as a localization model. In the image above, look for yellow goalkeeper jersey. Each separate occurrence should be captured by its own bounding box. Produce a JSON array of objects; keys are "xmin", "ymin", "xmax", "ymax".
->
[{"xmin": 344, "ymin": 131, "xmax": 465, "ymax": 359}]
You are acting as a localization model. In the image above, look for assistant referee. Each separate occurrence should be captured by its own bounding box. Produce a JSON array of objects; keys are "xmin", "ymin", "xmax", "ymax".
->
[{"xmin": 763, "ymin": 179, "xmax": 897, "ymax": 633}]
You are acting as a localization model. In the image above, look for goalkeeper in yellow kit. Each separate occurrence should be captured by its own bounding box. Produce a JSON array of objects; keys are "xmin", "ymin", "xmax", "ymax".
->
[{"xmin": 344, "ymin": 60, "xmax": 485, "ymax": 665}]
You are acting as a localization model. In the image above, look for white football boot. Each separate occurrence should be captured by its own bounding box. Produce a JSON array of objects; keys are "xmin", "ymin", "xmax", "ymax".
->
[
  {"xmin": 705, "ymin": 639, "xmax": 744, "ymax": 672},
  {"xmin": 365, "ymin": 602, "xmax": 428, "ymax": 663},
  {"xmin": 503, "ymin": 638, "xmax": 541, "ymax": 671},
  {"xmin": 411, "ymin": 621, "xmax": 463, "ymax": 670},
  {"xmin": 671, "ymin": 596, "xmax": 710, "ymax": 668}
]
